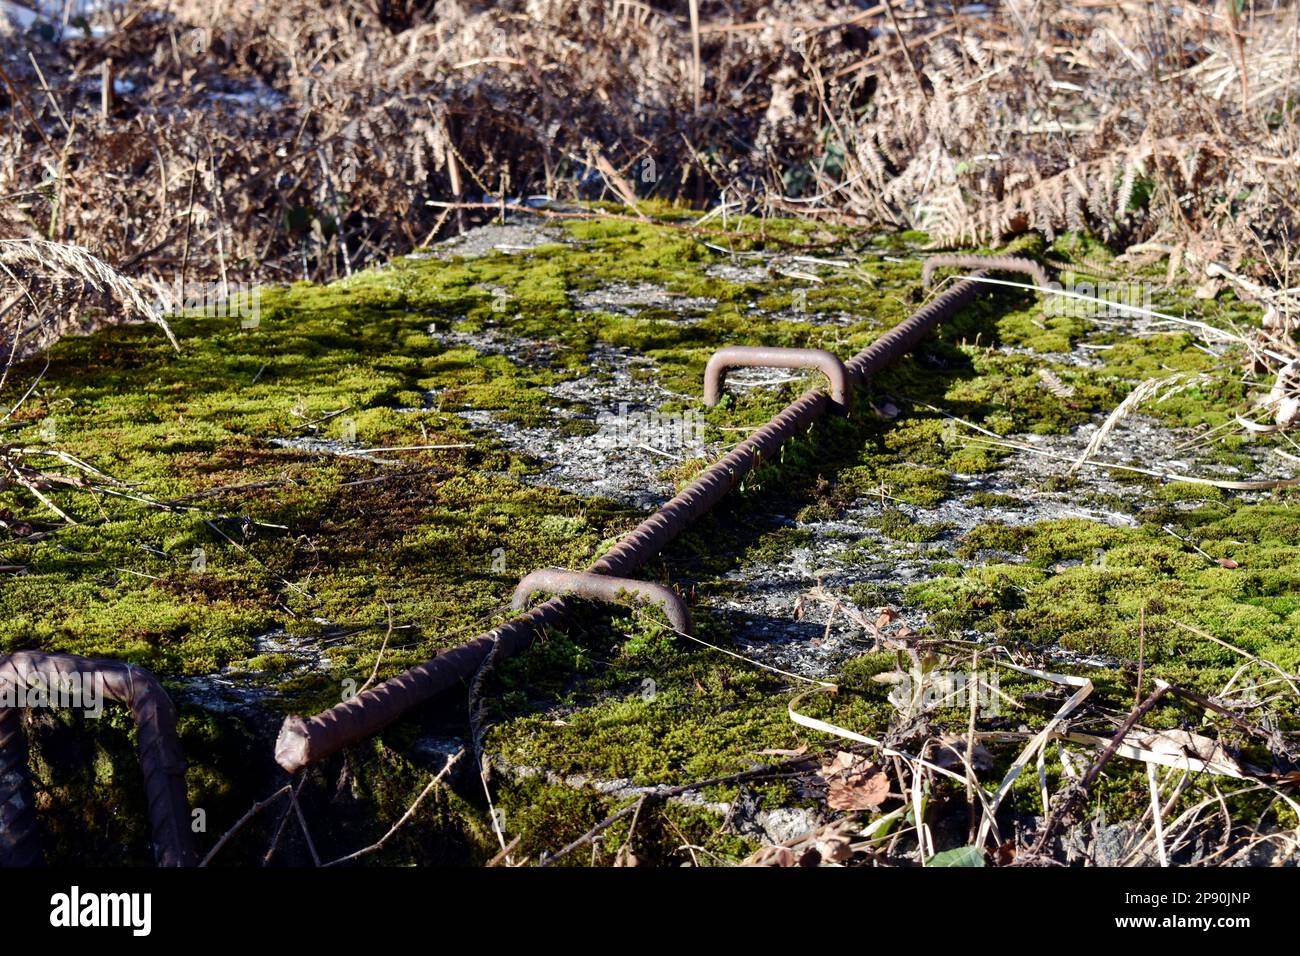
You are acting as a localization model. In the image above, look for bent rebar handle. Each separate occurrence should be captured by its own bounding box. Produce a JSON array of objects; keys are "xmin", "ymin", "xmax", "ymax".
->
[
  {"xmin": 922, "ymin": 254, "xmax": 1050, "ymax": 291},
  {"xmin": 704, "ymin": 346, "xmax": 851, "ymax": 408},
  {"xmin": 511, "ymin": 568, "xmax": 693, "ymax": 636},
  {"xmin": 0, "ymin": 651, "xmax": 196, "ymax": 867}
]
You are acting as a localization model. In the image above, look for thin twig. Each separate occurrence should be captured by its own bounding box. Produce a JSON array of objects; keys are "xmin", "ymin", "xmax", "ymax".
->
[
  {"xmin": 199, "ymin": 785, "xmax": 293, "ymax": 867},
  {"xmin": 322, "ymin": 749, "xmax": 464, "ymax": 867}
]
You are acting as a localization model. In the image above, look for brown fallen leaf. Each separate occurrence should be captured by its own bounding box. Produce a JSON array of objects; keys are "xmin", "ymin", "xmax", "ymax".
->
[
  {"xmin": 813, "ymin": 833, "xmax": 854, "ymax": 864},
  {"xmin": 818, "ymin": 751, "xmax": 891, "ymax": 810},
  {"xmin": 744, "ymin": 845, "xmax": 798, "ymax": 867},
  {"xmin": 740, "ymin": 817, "xmax": 864, "ymax": 867},
  {"xmin": 0, "ymin": 510, "xmax": 33, "ymax": 537},
  {"xmin": 1133, "ymin": 728, "xmax": 1241, "ymax": 774}
]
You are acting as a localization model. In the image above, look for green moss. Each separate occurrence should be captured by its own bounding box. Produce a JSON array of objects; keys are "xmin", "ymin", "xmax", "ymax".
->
[
  {"xmin": 489, "ymin": 614, "xmax": 800, "ymax": 787},
  {"xmin": 919, "ymin": 509, "xmax": 1300, "ymax": 708},
  {"xmin": 996, "ymin": 309, "xmax": 1089, "ymax": 353},
  {"xmin": 3, "ymin": 209, "xmax": 1290, "ymax": 863},
  {"xmin": 969, "ymin": 491, "xmax": 1026, "ymax": 509},
  {"xmin": 873, "ymin": 508, "xmax": 952, "ymax": 543}
]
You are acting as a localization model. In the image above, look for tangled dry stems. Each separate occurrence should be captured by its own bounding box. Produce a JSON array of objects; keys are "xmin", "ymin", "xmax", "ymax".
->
[{"xmin": 0, "ymin": 2, "xmax": 1297, "ymax": 285}]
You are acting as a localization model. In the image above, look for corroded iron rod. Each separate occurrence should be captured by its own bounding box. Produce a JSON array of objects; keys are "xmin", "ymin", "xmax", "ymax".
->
[
  {"xmin": 0, "ymin": 652, "xmax": 196, "ymax": 867},
  {"xmin": 275, "ymin": 258, "xmax": 1038, "ymax": 774},
  {"xmin": 0, "ymin": 706, "xmax": 41, "ymax": 867}
]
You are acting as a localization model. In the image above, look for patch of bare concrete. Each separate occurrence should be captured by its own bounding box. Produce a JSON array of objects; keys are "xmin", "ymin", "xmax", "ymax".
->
[
  {"xmin": 574, "ymin": 282, "xmax": 715, "ymax": 319},
  {"xmin": 705, "ymin": 261, "xmax": 769, "ymax": 283},
  {"xmin": 414, "ymin": 217, "xmax": 568, "ymax": 260},
  {"xmin": 439, "ymin": 329, "xmax": 713, "ymax": 508},
  {"xmin": 684, "ymin": 407, "xmax": 1274, "ymax": 681}
]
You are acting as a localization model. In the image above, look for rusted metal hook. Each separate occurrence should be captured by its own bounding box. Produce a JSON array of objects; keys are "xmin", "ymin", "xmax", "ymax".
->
[
  {"xmin": 511, "ymin": 568, "xmax": 693, "ymax": 635},
  {"xmin": 922, "ymin": 254, "xmax": 1050, "ymax": 291},
  {"xmin": 0, "ymin": 651, "xmax": 196, "ymax": 867},
  {"xmin": 704, "ymin": 345, "xmax": 851, "ymax": 408}
]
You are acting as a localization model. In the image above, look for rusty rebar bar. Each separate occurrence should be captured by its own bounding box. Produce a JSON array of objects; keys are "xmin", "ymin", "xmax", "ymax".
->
[
  {"xmin": 0, "ymin": 652, "xmax": 196, "ymax": 867},
  {"xmin": 0, "ymin": 705, "xmax": 41, "ymax": 867},
  {"xmin": 511, "ymin": 568, "xmax": 693, "ymax": 635},
  {"xmin": 703, "ymin": 346, "xmax": 851, "ymax": 407},
  {"xmin": 273, "ymin": 263, "xmax": 1020, "ymax": 774},
  {"xmin": 922, "ymin": 254, "xmax": 1049, "ymax": 291}
]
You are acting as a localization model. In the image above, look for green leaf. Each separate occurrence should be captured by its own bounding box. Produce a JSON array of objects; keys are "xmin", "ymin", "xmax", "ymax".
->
[{"xmin": 925, "ymin": 846, "xmax": 985, "ymax": 868}]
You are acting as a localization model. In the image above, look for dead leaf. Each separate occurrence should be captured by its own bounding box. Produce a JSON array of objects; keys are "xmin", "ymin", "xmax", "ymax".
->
[
  {"xmin": 1134, "ymin": 728, "xmax": 1241, "ymax": 773},
  {"xmin": 818, "ymin": 751, "xmax": 891, "ymax": 810},
  {"xmin": 745, "ymin": 845, "xmax": 797, "ymax": 867},
  {"xmin": 740, "ymin": 817, "xmax": 863, "ymax": 867},
  {"xmin": 814, "ymin": 835, "xmax": 854, "ymax": 864}
]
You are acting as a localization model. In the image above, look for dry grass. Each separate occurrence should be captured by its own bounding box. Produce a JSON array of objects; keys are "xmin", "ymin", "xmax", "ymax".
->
[
  {"xmin": 783, "ymin": 594, "xmax": 1300, "ymax": 867},
  {"xmin": 2, "ymin": 3, "xmax": 1300, "ymax": 402},
  {"xmin": 0, "ymin": 3, "xmax": 1294, "ymax": 282}
]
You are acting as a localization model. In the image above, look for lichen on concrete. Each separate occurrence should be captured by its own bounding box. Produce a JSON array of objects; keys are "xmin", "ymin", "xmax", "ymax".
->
[{"xmin": 1, "ymin": 209, "xmax": 1295, "ymax": 864}]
